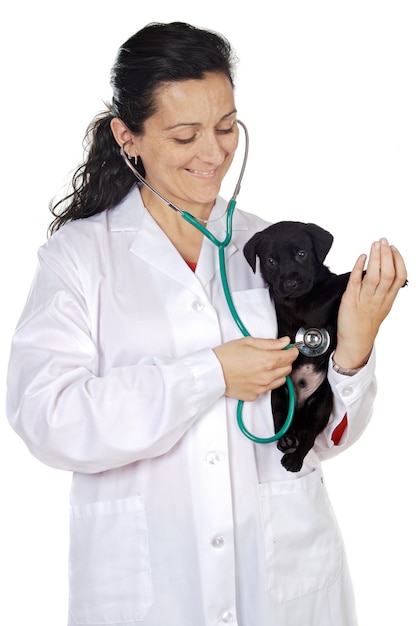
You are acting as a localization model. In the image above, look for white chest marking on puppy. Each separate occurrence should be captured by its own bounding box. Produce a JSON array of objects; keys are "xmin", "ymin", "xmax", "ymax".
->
[{"xmin": 290, "ymin": 365, "xmax": 326, "ymax": 407}]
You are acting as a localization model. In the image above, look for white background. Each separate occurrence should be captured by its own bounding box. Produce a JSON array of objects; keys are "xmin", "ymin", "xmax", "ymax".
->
[{"xmin": 1, "ymin": 1, "xmax": 414, "ymax": 624}]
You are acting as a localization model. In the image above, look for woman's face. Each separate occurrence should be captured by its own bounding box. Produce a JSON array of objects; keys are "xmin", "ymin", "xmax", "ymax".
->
[{"xmin": 132, "ymin": 72, "xmax": 239, "ymax": 216}]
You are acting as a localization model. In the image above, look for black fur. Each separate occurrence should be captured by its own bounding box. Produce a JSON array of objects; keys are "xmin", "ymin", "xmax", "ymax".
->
[{"xmin": 244, "ymin": 221, "xmax": 350, "ymax": 472}]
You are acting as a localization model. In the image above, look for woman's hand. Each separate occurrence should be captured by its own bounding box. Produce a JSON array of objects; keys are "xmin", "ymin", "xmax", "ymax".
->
[
  {"xmin": 334, "ymin": 237, "xmax": 407, "ymax": 369},
  {"xmin": 213, "ymin": 336, "xmax": 298, "ymax": 401}
]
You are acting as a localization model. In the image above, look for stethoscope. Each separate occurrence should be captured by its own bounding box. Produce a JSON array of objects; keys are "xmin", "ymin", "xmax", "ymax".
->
[{"xmin": 120, "ymin": 120, "xmax": 329, "ymax": 443}]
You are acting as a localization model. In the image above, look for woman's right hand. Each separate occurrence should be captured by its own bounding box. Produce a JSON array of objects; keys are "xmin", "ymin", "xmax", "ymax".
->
[{"xmin": 213, "ymin": 337, "xmax": 298, "ymax": 402}]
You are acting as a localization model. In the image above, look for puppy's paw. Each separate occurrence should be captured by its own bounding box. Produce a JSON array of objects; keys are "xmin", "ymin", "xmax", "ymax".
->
[
  {"xmin": 277, "ymin": 435, "xmax": 299, "ymax": 453},
  {"xmin": 281, "ymin": 453, "xmax": 304, "ymax": 473}
]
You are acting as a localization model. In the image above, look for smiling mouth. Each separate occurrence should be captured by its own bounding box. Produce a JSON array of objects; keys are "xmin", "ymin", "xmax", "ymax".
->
[{"xmin": 186, "ymin": 168, "xmax": 217, "ymax": 178}]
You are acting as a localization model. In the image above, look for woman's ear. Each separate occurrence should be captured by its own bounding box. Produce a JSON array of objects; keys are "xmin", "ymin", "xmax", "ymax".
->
[{"xmin": 110, "ymin": 117, "xmax": 135, "ymax": 148}]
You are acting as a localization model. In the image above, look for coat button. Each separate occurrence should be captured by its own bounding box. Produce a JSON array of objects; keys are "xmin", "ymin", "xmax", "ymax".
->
[
  {"xmin": 192, "ymin": 299, "xmax": 205, "ymax": 312},
  {"xmin": 206, "ymin": 452, "xmax": 221, "ymax": 465},
  {"xmin": 219, "ymin": 611, "xmax": 234, "ymax": 623},
  {"xmin": 211, "ymin": 535, "xmax": 225, "ymax": 548},
  {"xmin": 341, "ymin": 385, "xmax": 354, "ymax": 397}
]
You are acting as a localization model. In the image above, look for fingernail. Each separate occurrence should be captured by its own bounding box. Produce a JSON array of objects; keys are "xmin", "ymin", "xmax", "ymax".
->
[{"xmin": 381, "ymin": 237, "xmax": 388, "ymax": 245}]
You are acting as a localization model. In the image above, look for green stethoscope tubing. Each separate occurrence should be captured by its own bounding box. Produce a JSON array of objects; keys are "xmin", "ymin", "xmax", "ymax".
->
[
  {"xmin": 182, "ymin": 201, "xmax": 295, "ymax": 443},
  {"xmin": 121, "ymin": 120, "xmax": 295, "ymax": 443}
]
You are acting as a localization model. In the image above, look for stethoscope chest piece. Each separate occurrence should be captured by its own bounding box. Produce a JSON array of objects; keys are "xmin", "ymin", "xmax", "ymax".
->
[{"xmin": 295, "ymin": 327, "xmax": 330, "ymax": 356}]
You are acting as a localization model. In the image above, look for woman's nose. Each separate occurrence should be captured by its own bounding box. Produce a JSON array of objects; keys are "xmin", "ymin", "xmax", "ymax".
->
[{"xmin": 198, "ymin": 133, "xmax": 227, "ymax": 164}]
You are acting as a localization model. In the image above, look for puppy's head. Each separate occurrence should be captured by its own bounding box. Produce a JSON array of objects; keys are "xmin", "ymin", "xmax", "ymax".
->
[{"xmin": 243, "ymin": 221, "xmax": 334, "ymax": 298}]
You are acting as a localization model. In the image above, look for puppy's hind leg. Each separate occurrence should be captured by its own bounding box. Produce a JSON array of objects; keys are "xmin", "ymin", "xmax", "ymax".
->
[
  {"xmin": 281, "ymin": 382, "xmax": 334, "ymax": 472},
  {"xmin": 281, "ymin": 429, "xmax": 316, "ymax": 472},
  {"xmin": 271, "ymin": 386, "xmax": 299, "ymax": 452}
]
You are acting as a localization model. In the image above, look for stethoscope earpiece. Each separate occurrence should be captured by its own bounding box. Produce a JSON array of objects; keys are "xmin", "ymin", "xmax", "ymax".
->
[{"xmin": 295, "ymin": 327, "xmax": 330, "ymax": 357}]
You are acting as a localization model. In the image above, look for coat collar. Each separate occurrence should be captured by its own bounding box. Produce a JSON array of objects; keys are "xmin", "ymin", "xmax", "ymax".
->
[{"xmin": 109, "ymin": 186, "xmax": 249, "ymax": 289}]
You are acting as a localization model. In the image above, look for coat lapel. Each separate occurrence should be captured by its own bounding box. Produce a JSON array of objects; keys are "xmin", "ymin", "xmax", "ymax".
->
[{"xmin": 109, "ymin": 186, "xmax": 248, "ymax": 293}]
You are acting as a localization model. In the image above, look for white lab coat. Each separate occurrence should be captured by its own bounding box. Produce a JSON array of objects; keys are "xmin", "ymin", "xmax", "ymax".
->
[{"xmin": 7, "ymin": 187, "xmax": 376, "ymax": 626}]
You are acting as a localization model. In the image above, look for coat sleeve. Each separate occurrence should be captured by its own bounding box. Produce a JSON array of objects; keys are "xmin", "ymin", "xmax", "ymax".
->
[
  {"xmin": 313, "ymin": 349, "xmax": 377, "ymax": 459},
  {"xmin": 6, "ymin": 245, "xmax": 226, "ymax": 474}
]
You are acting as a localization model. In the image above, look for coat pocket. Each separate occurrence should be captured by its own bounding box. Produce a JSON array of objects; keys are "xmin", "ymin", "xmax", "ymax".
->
[
  {"xmin": 69, "ymin": 495, "xmax": 153, "ymax": 624},
  {"xmin": 229, "ymin": 288, "xmax": 277, "ymax": 338},
  {"xmin": 259, "ymin": 469, "xmax": 342, "ymax": 603}
]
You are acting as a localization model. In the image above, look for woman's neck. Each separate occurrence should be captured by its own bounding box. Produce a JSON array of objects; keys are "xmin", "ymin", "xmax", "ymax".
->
[{"xmin": 140, "ymin": 187, "xmax": 207, "ymax": 264}]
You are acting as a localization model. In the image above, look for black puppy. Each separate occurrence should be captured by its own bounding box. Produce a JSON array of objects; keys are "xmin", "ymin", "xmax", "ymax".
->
[{"xmin": 244, "ymin": 221, "xmax": 350, "ymax": 472}]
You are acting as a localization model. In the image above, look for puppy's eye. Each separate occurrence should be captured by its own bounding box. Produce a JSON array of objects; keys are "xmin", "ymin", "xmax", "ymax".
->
[
  {"xmin": 296, "ymin": 250, "xmax": 307, "ymax": 261},
  {"xmin": 265, "ymin": 257, "xmax": 278, "ymax": 268}
]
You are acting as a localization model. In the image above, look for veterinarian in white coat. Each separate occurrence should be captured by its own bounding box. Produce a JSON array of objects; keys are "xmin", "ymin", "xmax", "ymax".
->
[{"xmin": 6, "ymin": 23, "xmax": 407, "ymax": 626}]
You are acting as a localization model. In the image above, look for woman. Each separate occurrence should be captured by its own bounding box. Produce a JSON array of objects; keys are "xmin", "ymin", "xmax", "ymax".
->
[{"xmin": 6, "ymin": 22, "xmax": 406, "ymax": 626}]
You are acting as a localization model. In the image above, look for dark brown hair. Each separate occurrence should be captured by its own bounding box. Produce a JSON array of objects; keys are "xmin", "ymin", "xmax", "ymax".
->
[{"xmin": 49, "ymin": 22, "xmax": 237, "ymax": 234}]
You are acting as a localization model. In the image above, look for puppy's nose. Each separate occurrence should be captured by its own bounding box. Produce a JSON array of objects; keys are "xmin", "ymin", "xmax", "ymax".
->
[{"xmin": 284, "ymin": 279, "xmax": 299, "ymax": 290}]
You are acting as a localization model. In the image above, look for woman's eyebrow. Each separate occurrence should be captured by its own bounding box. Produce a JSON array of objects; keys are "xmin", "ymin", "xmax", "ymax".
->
[{"xmin": 165, "ymin": 109, "xmax": 237, "ymax": 131}]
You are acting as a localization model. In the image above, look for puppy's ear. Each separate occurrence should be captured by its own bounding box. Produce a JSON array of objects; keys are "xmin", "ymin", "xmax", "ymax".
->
[
  {"xmin": 306, "ymin": 223, "xmax": 334, "ymax": 263},
  {"xmin": 243, "ymin": 232, "xmax": 263, "ymax": 272}
]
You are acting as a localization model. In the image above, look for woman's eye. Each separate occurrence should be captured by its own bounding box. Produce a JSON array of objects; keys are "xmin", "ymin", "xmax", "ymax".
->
[
  {"xmin": 216, "ymin": 127, "xmax": 234, "ymax": 135},
  {"xmin": 174, "ymin": 124, "xmax": 235, "ymax": 144},
  {"xmin": 174, "ymin": 136, "xmax": 196, "ymax": 145}
]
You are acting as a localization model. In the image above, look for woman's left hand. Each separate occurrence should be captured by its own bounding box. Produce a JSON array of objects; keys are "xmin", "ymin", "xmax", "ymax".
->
[{"xmin": 333, "ymin": 237, "xmax": 407, "ymax": 370}]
